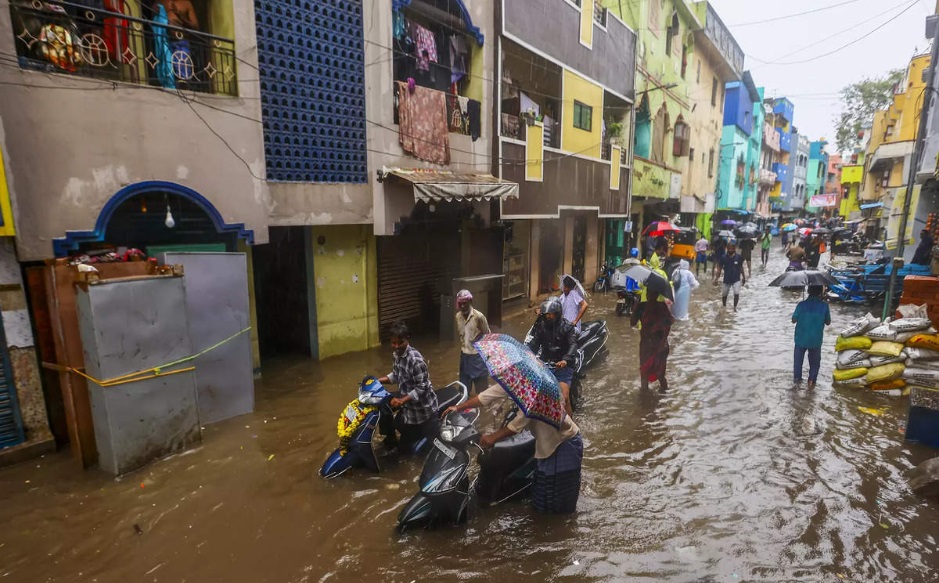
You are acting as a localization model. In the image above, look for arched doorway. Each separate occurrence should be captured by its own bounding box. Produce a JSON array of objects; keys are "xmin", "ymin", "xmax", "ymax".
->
[{"xmin": 53, "ymin": 181, "xmax": 253, "ymax": 257}]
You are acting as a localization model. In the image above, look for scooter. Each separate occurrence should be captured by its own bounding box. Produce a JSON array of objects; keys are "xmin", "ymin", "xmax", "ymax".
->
[
  {"xmin": 396, "ymin": 407, "xmax": 536, "ymax": 531},
  {"xmin": 319, "ymin": 378, "xmax": 469, "ymax": 478},
  {"xmin": 613, "ymin": 278, "xmax": 641, "ymax": 317},
  {"xmin": 593, "ymin": 264, "xmax": 616, "ymax": 293}
]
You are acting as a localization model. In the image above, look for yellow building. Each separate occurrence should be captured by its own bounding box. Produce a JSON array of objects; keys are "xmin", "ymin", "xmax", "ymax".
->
[{"xmin": 861, "ymin": 54, "xmax": 930, "ymax": 246}]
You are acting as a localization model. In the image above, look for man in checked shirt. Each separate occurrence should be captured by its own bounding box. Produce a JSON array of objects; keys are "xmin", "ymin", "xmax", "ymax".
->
[{"xmin": 376, "ymin": 321, "xmax": 439, "ymax": 454}]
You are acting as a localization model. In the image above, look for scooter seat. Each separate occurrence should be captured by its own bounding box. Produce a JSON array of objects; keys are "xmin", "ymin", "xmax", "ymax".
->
[{"xmin": 578, "ymin": 321, "xmax": 603, "ymax": 342}]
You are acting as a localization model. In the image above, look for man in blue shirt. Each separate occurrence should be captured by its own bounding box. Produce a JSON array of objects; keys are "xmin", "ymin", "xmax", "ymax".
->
[
  {"xmin": 713, "ymin": 239, "xmax": 746, "ymax": 311},
  {"xmin": 791, "ymin": 285, "xmax": 831, "ymax": 389}
]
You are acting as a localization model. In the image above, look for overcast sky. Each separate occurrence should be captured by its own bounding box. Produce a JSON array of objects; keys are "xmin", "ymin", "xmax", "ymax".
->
[{"xmin": 708, "ymin": 0, "xmax": 935, "ymax": 150}]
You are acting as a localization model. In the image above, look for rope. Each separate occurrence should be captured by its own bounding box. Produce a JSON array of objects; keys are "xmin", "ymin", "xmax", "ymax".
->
[{"xmin": 43, "ymin": 326, "xmax": 252, "ymax": 388}]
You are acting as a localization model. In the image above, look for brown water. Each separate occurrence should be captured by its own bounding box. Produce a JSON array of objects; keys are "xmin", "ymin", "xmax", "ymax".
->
[{"xmin": 2, "ymin": 252, "xmax": 939, "ymax": 582}]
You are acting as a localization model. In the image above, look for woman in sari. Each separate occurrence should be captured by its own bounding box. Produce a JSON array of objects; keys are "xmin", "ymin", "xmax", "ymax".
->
[{"xmin": 631, "ymin": 290, "xmax": 674, "ymax": 391}]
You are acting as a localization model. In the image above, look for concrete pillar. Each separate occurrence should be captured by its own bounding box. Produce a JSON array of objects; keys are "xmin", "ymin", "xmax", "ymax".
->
[
  {"xmin": 528, "ymin": 220, "xmax": 541, "ymax": 300},
  {"xmin": 585, "ymin": 217, "xmax": 600, "ymax": 283},
  {"xmin": 563, "ymin": 217, "xmax": 574, "ymax": 276}
]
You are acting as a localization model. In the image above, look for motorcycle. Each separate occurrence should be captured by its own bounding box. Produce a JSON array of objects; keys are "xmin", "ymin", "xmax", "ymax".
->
[
  {"xmin": 523, "ymin": 313, "xmax": 608, "ymax": 411},
  {"xmin": 319, "ymin": 377, "xmax": 469, "ymax": 479},
  {"xmin": 397, "ymin": 407, "xmax": 536, "ymax": 532},
  {"xmin": 613, "ymin": 278, "xmax": 641, "ymax": 317},
  {"xmin": 593, "ymin": 264, "xmax": 616, "ymax": 293}
]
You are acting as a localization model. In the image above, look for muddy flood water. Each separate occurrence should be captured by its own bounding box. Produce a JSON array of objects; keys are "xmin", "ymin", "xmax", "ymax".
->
[{"xmin": 2, "ymin": 252, "xmax": 939, "ymax": 582}]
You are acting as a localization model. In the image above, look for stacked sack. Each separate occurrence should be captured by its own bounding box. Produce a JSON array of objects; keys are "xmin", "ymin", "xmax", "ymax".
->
[{"xmin": 833, "ymin": 313, "xmax": 939, "ymax": 396}]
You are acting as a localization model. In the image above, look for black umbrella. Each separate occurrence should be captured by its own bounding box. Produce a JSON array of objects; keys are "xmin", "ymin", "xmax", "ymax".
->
[
  {"xmin": 812, "ymin": 227, "xmax": 832, "ymax": 236},
  {"xmin": 768, "ymin": 270, "xmax": 840, "ymax": 288}
]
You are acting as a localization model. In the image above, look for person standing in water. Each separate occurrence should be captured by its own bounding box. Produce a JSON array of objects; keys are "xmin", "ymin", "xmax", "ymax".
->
[
  {"xmin": 454, "ymin": 289, "xmax": 490, "ymax": 395},
  {"xmin": 694, "ymin": 234, "xmax": 709, "ymax": 277},
  {"xmin": 671, "ymin": 259, "xmax": 699, "ymax": 321},
  {"xmin": 791, "ymin": 285, "xmax": 831, "ymax": 389},
  {"xmin": 714, "ymin": 239, "xmax": 746, "ymax": 311},
  {"xmin": 631, "ymin": 289, "xmax": 674, "ymax": 391},
  {"xmin": 760, "ymin": 226, "xmax": 772, "ymax": 268}
]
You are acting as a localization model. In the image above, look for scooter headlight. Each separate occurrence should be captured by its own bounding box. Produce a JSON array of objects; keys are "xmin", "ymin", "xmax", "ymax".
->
[{"xmin": 440, "ymin": 426, "xmax": 456, "ymax": 442}]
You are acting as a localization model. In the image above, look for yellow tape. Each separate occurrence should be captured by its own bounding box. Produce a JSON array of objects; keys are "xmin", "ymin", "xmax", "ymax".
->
[{"xmin": 44, "ymin": 327, "xmax": 251, "ymax": 388}]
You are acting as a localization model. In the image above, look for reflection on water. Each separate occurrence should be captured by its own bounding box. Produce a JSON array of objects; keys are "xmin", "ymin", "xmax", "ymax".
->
[{"xmin": 1, "ymin": 253, "xmax": 938, "ymax": 582}]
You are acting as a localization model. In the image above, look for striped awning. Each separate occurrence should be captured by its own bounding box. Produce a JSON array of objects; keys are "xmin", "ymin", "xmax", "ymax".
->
[{"xmin": 380, "ymin": 167, "xmax": 519, "ymax": 203}]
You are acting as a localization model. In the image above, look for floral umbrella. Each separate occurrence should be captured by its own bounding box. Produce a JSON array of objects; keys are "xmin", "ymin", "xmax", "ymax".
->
[{"xmin": 473, "ymin": 334, "xmax": 565, "ymax": 428}]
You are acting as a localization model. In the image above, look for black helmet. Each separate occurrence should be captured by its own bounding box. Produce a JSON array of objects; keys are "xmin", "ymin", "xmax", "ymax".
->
[{"xmin": 539, "ymin": 297, "xmax": 563, "ymax": 316}]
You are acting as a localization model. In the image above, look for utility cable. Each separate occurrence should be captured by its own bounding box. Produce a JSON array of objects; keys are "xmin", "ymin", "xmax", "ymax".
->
[{"xmin": 729, "ymin": 0, "xmax": 873, "ymax": 27}]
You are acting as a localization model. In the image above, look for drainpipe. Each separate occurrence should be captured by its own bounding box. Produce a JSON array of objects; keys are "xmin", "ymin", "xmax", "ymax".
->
[
  {"xmin": 883, "ymin": 16, "xmax": 939, "ymax": 320},
  {"xmin": 625, "ymin": 31, "xmax": 638, "ymax": 249}
]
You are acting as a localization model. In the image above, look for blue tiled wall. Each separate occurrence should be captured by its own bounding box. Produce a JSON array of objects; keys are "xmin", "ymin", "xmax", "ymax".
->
[{"xmin": 255, "ymin": 0, "xmax": 367, "ymax": 182}]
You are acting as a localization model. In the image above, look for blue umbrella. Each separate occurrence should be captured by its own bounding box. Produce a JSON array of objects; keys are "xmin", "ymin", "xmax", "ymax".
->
[{"xmin": 152, "ymin": 5, "xmax": 176, "ymax": 89}]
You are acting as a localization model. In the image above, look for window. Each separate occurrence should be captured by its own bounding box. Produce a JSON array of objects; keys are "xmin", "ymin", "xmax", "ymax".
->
[
  {"xmin": 689, "ymin": 147, "xmax": 695, "ymax": 163},
  {"xmin": 593, "ymin": 3, "xmax": 607, "ymax": 26},
  {"xmin": 665, "ymin": 13, "xmax": 679, "ymax": 55},
  {"xmin": 711, "ymin": 77, "xmax": 718, "ymax": 106},
  {"xmin": 573, "ymin": 101, "xmax": 593, "ymax": 132},
  {"xmin": 696, "ymin": 59, "xmax": 701, "ymax": 84},
  {"xmin": 708, "ymin": 148, "xmax": 715, "ymax": 178},
  {"xmin": 673, "ymin": 118, "xmax": 690, "ymax": 157},
  {"xmin": 681, "ymin": 45, "xmax": 688, "ymax": 79},
  {"xmin": 720, "ymin": 85, "xmax": 725, "ymax": 111}
]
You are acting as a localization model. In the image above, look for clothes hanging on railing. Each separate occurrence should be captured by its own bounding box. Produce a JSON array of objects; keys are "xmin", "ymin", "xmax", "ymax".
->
[
  {"xmin": 410, "ymin": 21, "xmax": 437, "ymax": 72},
  {"xmin": 397, "ymin": 80, "xmax": 450, "ymax": 165},
  {"xmin": 449, "ymin": 34, "xmax": 468, "ymax": 84},
  {"xmin": 467, "ymin": 99, "xmax": 481, "ymax": 142}
]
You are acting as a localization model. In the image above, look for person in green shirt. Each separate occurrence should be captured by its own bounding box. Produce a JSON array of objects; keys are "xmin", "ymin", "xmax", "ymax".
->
[{"xmin": 760, "ymin": 226, "xmax": 773, "ymax": 268}]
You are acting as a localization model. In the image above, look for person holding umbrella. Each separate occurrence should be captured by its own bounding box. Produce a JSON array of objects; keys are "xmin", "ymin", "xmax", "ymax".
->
[
  {"xmin": 714, "ymin": 239, "xmax": 746, "ymax": 311},
  {"xmin": 560, "ymin": 275, "xmax": 588, "ymax": 333},
  {"xmin": 739, "ymin": 235, "xmax": 756, "ymax": 278},
  {"xmin": 631, "ymin": 289, "xmax": 674, "ymax": 391},
  {"xmin": 791, "ymin": 285, "xmax": 831, "ymax": 389},
  {"xmin": 447, "ymin": 334, "xmax": 583, "ymax": 514}
]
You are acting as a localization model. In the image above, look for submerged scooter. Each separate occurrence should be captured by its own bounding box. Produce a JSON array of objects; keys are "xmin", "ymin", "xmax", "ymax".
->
[
  {"xmin": 396, "ymin": 407, "xmax": 536, "ymax": 531},
  {"xmin": 319, "ymin": 377, "xmax": 468, "ymax": 478}
]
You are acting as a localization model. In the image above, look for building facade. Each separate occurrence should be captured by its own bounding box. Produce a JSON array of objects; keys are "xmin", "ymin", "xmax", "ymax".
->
[
  {"xmin": 717, "ymin": 75, "xmax": 761, "ymax": 212},
  {"xmin": 785, "ymin": 132, "xmax": 810, "ymax": 214},
  {"xmin": 498, "ymin": 0, "xmax": 635, "ymax": 285}
]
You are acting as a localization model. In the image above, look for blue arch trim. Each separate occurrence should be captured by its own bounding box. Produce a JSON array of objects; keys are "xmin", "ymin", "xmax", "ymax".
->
[
  {"xmin": 52, "ymin": 181, "xmax": 255, "ymax": 257},
  {"xmin": 393, "ymin": 0, "xmax": 484, "ymax": 45}
]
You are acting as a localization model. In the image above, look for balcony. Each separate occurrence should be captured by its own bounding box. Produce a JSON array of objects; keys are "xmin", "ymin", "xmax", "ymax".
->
[
  {"xmin": 778, "ymin": 129, "xmax": 792, "ymax": 153},
  {"xmin": 759, "ymin": 168, "xmax": 777, "ymax": 185},
  {"xmin": 9, "ymin": 1, "xmax": 237, "ymax": 95},
  {"xmin": 841, "ymin": 164, "xmax": 864, "ymax": 184},
  {"xmin": 772, "ymin": 162, "xmax": 789, "ymax": 185},
  {"xmin": 763, "ymin": 123, "xmax": 780, "ymax": 151}
]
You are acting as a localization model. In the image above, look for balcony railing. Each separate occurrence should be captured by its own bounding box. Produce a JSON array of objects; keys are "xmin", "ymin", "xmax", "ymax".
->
[
  {"xmin": 499, "ymin": 112, "xmax": 560, "ymax": 149},
  {"xmin": 763, "ymin": 123, "xmax": 780, "ymax": 151},
  {"xmin": 9, "ymin": 0, "xmax": 237, "ymax": 96},
  {"xmin": 759, "ymin": 168, "xmax": 777, "ymax": 185}
]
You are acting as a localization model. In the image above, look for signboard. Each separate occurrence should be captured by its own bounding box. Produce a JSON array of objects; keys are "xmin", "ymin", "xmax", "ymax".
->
[
  {"xmin": 669, "ymin": 174, "xmax": 682, "ymax": 199},
  {"xmin": 809, "ymin": 193, "xmax": 838, "ymax": 207}
]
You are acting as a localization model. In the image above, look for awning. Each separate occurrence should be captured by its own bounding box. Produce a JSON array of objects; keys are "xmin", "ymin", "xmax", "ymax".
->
[
  {"xmin": 860, "ymin": 201, "xmax": 884, "ymax": 210},
  {"xmin": 868, "ymin": 141, "xmax": 913, "ymax": 172},
  {"xmin": 380, "ymin": 167, "xmax": 519, "ymax": 203}
]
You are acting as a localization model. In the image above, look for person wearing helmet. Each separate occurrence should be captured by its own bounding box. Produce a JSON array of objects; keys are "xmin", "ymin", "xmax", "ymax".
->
[
  {"xmin": 694, "ymin": 234, "xmax": 709, "ymax": 277},
  {"xmin": 714, "ymin": 239, "xmax": 746, "ymax": 311},
  {"xmin": 527, "ymin": 298, "xmax": 578, "ymax": 415}
]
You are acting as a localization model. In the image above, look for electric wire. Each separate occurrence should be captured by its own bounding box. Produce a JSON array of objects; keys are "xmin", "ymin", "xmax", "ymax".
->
[{"xmin": 728, "ymin": 0, "xmax": 873, "ymax": 27}]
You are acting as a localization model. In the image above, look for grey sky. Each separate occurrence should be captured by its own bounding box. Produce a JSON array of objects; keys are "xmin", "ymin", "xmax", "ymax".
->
[{"xmin": 708, "ymin": 0, "xmax": 935, "ymax": 151}]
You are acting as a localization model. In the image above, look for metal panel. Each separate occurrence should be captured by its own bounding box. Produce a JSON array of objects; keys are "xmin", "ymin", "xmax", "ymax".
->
[
  {"xmin": 77, "ymin": 277, "xmax": 200, "ymax": 475},
  {"xmin": 163, "ymin": 253, "xmax": 254, "ymax": 424}
]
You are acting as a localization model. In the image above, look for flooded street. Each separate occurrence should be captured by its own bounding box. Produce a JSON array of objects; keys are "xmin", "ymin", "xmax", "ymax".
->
[{"xmin": 2, "ymin": 252, "xmax": 939, "ymax": 583}]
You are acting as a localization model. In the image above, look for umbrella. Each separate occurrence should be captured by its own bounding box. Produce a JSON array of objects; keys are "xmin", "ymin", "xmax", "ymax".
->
[
  {"xmin": 798, "ymin": 227, "xmax": 813, "ymax": 237},
  {"xmin": 559, "ymin": 274, "xmax": 586, "ymax": 298},
  {"xmin": 720, "ymin": 219, "xmax": 738, "ymax": 226},
  {"xmin": 622, "ymin": 265, "xmax": 675, "ymax": 301},
  {"xmin": 781, "ymin": 223, "xmax": 797, "ymax": 232},
  {"xmin": 717, "ymin": 230, "xmax": 735, "ymax": 239},
  {"xmin": 643, "ymin": 221, "xmax": 680, "ymax": 237},
  {"xmin": 735, "ymin": 224, "xmax": 759, "ymax": 237},
  {"xmin": 473, "ymin": 334, "xmax": 565, "ymax": 428},
  {"xmin": 768, "ymin": 270, "xmax": 841, "ymax": 288},
  {"xmin": 812, "ymin": 227, "xmax": 832, "ymax": 236}
]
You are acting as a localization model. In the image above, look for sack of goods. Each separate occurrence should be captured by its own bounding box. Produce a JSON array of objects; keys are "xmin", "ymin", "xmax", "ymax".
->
[{"xmin": 832, "ymin": 317, "xmax": 939, "ymax": 396}]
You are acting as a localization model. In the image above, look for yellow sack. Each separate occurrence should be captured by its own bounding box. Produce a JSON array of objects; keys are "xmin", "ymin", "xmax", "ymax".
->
[
  {"xmin": 865, "ymin": 362, "xmax": 906, "ymax": 384},
  {"xmin": 867, "ymin": 341, "xmax": 905, "ymax": 358},
  {"xmin": 906, "ymin": 333, "xmax": 939, "ymax": 352},
  {"xmin": 870, "ymin": 378, "xmax": 906, "ymax": 391},
  {"xmin": 835, "ymin": 336, "xmax": 872, "ymax": 351},
  {"xmin": 833, "ymin": 377, "xmax": 868, "ymax": 388},
  {"xmin": 833, "ymin": 367, "xmax": 867, "ymax": 381}
]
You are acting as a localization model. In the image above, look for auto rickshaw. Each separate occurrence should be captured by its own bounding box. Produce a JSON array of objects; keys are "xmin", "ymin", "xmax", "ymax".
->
[{"xmin": 670, "ymin": 227, "xmax": 698, "ymax": 266}]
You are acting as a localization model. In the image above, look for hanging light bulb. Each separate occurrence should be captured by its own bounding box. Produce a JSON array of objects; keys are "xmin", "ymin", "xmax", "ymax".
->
[{"xmin": 164, "ymin": 204, "xmax": 176, "ymax": 229}]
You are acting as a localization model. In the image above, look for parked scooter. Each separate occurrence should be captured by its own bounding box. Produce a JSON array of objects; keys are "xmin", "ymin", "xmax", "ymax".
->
[
  {"xmin": 319, "ymin": 378, "xmax": 468, "ymax": 478},
  {"xmin": 396, "ymin": 407, "xmax": 536, "ymax": 531},
  {"xmin": 593, "ymin": 264, "xmax": 616, "ymax": 293},
  {"xmin": 613, "ymin": 277, "xmax": 641, "ymax": 316}
]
